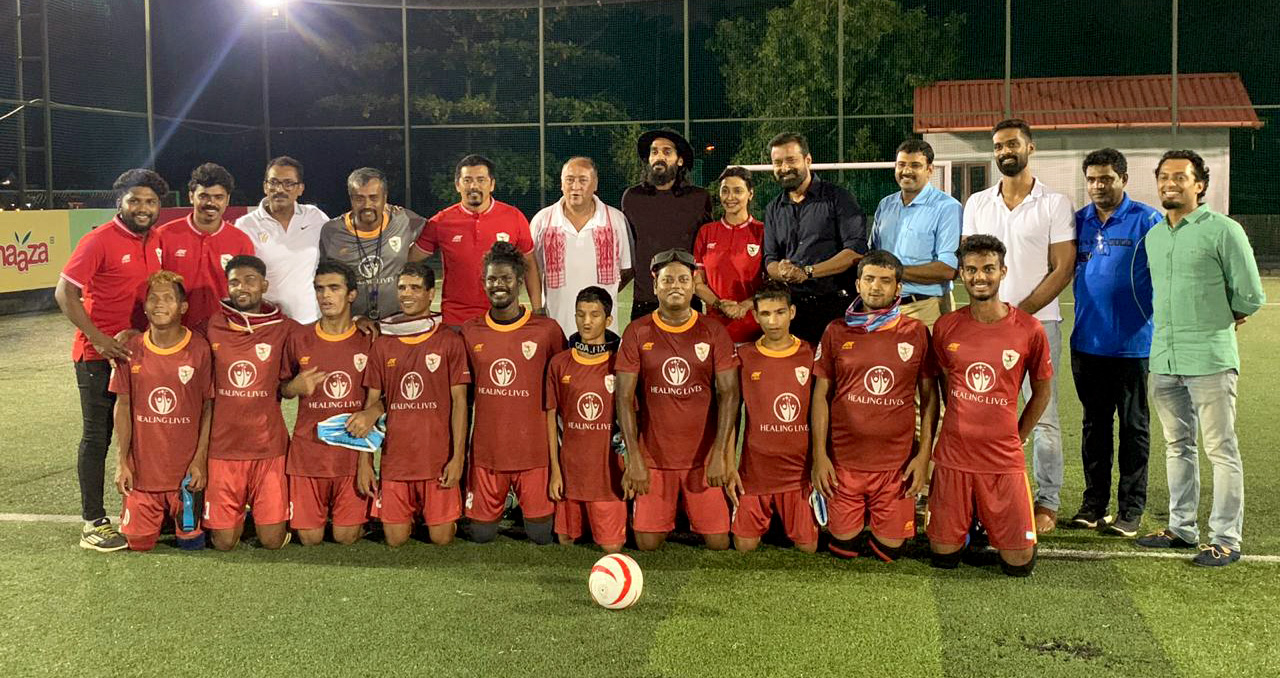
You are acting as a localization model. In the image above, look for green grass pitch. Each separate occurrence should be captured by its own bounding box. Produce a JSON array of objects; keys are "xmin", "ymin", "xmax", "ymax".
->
[{"xmin": 2, "ymin": 281, "xmax": 1278, "ymax": 677}]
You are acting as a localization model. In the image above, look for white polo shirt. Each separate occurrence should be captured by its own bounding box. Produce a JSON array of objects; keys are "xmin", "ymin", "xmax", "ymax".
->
[
  {"xmin": 962, "ymin": 178, "xmax": 1074, "ymax": 322},
  {"xmin": 234, "ymin": 200, "xmax": 330, "ymax": 323},
  {"xmin": 530, "ymin": 196, "xmax": 632, "ymax": 338}
]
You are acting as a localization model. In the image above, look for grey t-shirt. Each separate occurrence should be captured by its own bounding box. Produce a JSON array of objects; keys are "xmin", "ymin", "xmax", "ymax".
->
[{"xmin": 318, "ymin": 209, "xmax": 427, "ymax": 319}]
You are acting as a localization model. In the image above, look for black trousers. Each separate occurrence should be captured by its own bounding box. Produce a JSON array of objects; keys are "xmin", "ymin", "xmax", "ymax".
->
[
  {"xmin": 791, "ymin": 291, "xmax": 852, "ymax": 346},
  {"xmin": 74, "ymin": 359, "xmax": 116, "ymax": 522},
  {"xmin": 1070, "ymin": 350, "xmax": 1150, "ymax": 520}
]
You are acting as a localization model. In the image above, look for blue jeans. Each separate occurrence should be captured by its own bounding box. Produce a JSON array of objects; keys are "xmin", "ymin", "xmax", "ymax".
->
[
  {"xmin": 1021, "ymin": 319, "xmax": 1063, "ymax": 511},
  {"xmin": 1150, "ymin": 370, "xmax": 1243, "ymax": 551}
]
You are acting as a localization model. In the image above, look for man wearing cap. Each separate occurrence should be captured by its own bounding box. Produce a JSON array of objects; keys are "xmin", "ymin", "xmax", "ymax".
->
[
  {"xmin": 763, "ymin": 132, "xmax": 868, "ymax": 344},
  {"xmin": 622, "ymin": 129, "xmax": 712, "ymax": 320}
]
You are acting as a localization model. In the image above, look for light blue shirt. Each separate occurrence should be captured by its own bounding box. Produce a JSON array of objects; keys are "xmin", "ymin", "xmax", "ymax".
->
[{"xmin": 870, "ymin": 183, "xmax": 962, "ymax": 298}]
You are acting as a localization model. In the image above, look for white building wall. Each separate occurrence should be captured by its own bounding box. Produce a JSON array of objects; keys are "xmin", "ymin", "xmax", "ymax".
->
[{"xmin": 924, "ymin": 128, "xmax": 1231, "ymax": 214}]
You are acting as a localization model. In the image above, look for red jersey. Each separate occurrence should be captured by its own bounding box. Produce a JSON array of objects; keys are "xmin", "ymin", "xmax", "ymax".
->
[
  {"xmin": 59, "ymin": 217, "xmax": 162, "ymax": 361},
  {"xmin": 109, "ymin": 329, "xmax": 213, "ymax": 492},
  {"xmin": 461, "ymin": 309, "xmax": 565, "ymax": 471},
  {"xmin": 545, "ymin": 349, "xmax": 624, "ymax": 502},
  {"xmin": 365, "ymin": 325, "xmax": 471, "ymax": 481},
  {"xmin": 155, "ymin": 215, "xmax": 255, "ymax": 328},
  {"xmin": 615, "ymin": 311, "xmax": 739, "ymax": 470},
  {"xmin": 931, "ymin": 305, "xmax": 1053, "ymax": 473},
  {"xmin": 285, "ymin": 323, "xmax": 374, "ymax": 478},
  {"xmin": 205, "ymin": 302, "xmax": 297, "ymax": 461},
  {"xmin": 693, "ymin": 217, "xmax": 765, "ymax": 343},
  {"xmin": 814, "ymin": 315, "xmax": 934, "ymax": 471},
  {"xmin": 415, "ymin": 201, "xmax": 534, "ymax": 326},
  {"xmin": 737, "ymin": 338, "xmax": 813, "ymax": 494}
]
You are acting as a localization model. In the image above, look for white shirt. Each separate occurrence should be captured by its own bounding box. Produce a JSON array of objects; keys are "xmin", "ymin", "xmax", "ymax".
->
[
  {"xmin": 530, "ymin": 196, "xmax": 632, "ymax": 338},
  {"xmin": 234, "ymin": 200, "xmax": 329, "ymax": 323},
  {"xmin": 962, "ymin": 178, "xmax": 1074, "ymax": 322}
]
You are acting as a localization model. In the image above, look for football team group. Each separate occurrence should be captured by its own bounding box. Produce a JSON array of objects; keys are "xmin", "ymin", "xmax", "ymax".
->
[{"xmin": 55, "ymin": 119, "xmax": 1266, "ymax": 575}]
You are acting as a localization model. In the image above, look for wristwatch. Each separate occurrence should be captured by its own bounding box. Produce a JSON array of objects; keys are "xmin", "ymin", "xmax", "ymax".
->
[{"xmin": 803, "ymin": 265, "xmax": 815, "ymax": 279}]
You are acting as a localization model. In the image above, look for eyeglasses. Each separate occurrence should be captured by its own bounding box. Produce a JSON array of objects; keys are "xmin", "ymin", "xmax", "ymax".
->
[{"xmin": 265, "ymin": 179, "xmax": 300, "ymax": 190}]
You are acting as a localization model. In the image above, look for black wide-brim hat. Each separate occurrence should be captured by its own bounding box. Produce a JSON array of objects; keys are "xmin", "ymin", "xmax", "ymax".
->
[{"xmin": 636, "ymin": 128, "xmax": 695, "ymax": 168}]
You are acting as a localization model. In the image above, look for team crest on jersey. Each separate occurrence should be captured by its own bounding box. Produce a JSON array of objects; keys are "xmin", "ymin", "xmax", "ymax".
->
[
  {"xmin": 897, "ymin": 342, "xmax": 914, "ymax": 362},
  {"xmin": 255, "ymin": 343, "xmax": 272, "ymax": 361},
  {"xmin": 220, "ymin": 254, "xmax": 232, "ymax": 270},
  {"xmin": 746, "ymin": 243, "xmax": 760, "ymax": 256},
  {"xmin": 1002, "ymin": 349, "xmax": 1020, "ymax": 370},
  {"xmin": 425, "ymin": 353, "xmax": 441, "ymax": 373},
  {"xmin": 388, "ymin": 236, "xmax": 402, "ymax": 253},
  {"xmin": 496, "ymin": 232, "xmax": 510, "ymax": 242},
  {"xmin": 258, "ymin": 232, "xmax": 269, "ymax": 244},
  {"xmin": 604, "ymin": 375, "xmax": 615, "ymax": 393},
  {"xmin": 177, "ymin": 365, "xmax": 194, "ymax": 384},
  {"xmin": 795, "ymin": 366, "xmax": 810, "ymax": 385},
  {"xmin": 354, "ymin": 353, "xmax": 368, "ymax": 371},
  {"xmin": 521, "ymin": 341, "xmax": 538, "ymax": 360},
  {"xmin": 694, "ymin": 342, "xmax": 710, "ymax": 362}
]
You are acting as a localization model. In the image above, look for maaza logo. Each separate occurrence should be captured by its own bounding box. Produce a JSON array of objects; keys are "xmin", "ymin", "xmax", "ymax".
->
[
  {"xmin": 490, "ymin": 358, "xmax": 517, "ymax": 387},
  {"xmin": 1, "ymin": 231, "xmax": 51, "ymax": 273},
  {"xmin": 324, "ymin": 371, "xmax": 353, "ymax": 399},
  {"xmin": 577, "ymin": 392, "xmax": 605, "ymax": 421},
  {"xmin": 228, "ymin": 360, "xmax": 257, "ymax": 389},
  {"xmin": 964, "ymin": 362, "xmax": 996, "ymax": 394},
  {"xmin": 149, "ymin": 387, "xmax": 178, "ymax": 415}
]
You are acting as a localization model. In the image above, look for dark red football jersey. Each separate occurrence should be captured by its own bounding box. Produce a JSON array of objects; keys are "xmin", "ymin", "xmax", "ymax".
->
[
  {"xmin": 285, "ymin": 323, "xmax": 374, "ymax": 478},
  {"xmin": 155, "ymin": 216, "xmax": 255, "ymax": 328},
  {"xmin": 546, "ymin": 349, "xmax": 624, "ymax": 502},
  {"xmin": 814, "ymin": 315, "xmax": 934, "ymax": 471},
  {"xmin": 109, "ymin": 329, "xmax": 213, "ymax": 492},
  {"xmin": 461, "ymin": 309, "xmax": 565, "ymax": 471},
  {"xmin": 366, "ymin": 326, "xmax": 471, "ymax": 481},
  {"xmin": 615, "ymin": 311, "xmax": 739, "ymax": 470},
  {"xmin": 738, "ymin": 338, "xmax": 813, "ymax": 494},
  {"xmin": 205, "ymin": 303, "xmax": 297, "ymax": 460}
]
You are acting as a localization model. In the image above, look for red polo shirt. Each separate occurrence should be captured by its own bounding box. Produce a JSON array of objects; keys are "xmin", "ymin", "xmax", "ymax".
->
[
  {"xmin": 59, "ymin": 216, "xmax": 162, "ymax": 362},
  {"xmin": 155, "ymin": 215, "xmax": 255, "ymax": 328},
  {"xmin": 693, "ymin": 217, "xmax": 765, "ymax": 343},
  {"xmin": 414, "ymin": 200, "xmax": 533, "ymax": 326}
]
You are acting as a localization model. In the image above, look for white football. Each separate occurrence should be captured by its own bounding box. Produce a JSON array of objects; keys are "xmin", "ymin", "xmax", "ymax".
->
[{"xmin": 588, "ymin": 553, "xmax": 644, "ymax": 610}]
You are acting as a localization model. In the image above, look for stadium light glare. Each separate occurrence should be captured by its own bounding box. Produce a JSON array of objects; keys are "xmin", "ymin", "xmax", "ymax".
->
[{"xmin": 254, "ymin": 0, "xmax": 289, "ymax": 8}]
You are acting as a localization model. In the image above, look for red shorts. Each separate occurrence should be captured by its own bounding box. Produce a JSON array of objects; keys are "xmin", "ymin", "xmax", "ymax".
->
[
  {"xmin": 203, "ymin": 456, "xmax": 288, "ymax": 530},
  {"xmin": 378, "ymin": 479, "xmax": 462, "ymax": 527},
  {"xmin": 465, "ymin": 466, "xmax": 554, "ymax": 523},
  {"xmin": 555, "ymin": 499, "xmax": 628, "ymax": 546},
  {"xmin": 827, "ymin": 467, "xmax": 916, "ymax": 539},
  {"xmin": 121, "ymin": 490, "xmax": 202, "ymax": 550},
  {"xmin": 926, "ymin": 466, "xmax": 1036, "ymax": 551},
  {"xmin": 288, "ymin": 475, "xmax": 370, "ymax": 530},
  {"xmin": 632, "ymin": 467, "xmax": 730, "ymax": 535},
  {"xmin": 731, "ymin": 488, "xmax": 818, "ymax": 546}
]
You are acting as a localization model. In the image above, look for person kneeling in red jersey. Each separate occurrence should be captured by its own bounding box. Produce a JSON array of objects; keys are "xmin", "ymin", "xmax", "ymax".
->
[
  {"xmin": 111, "ymin": 271, "xmax": 214, "ymax": 552},
  {"xmin": 927, "ymin": 235, "xmax": 1053, "ymax": 576}
]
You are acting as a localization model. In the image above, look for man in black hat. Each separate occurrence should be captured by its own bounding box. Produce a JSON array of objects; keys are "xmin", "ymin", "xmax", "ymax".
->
[{"xmin": 621, "ymin": 129, "xmax": 712, "ymax": 320}]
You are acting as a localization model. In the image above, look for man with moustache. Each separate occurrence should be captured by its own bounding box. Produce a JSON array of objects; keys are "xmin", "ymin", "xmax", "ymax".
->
[
  {"xmin": 57, "ymin": 169, "xmax": 169, "ymax": 551},
  {"xmin": 530, "ymin": 157, "xmax": 633, "ymax": 338},
  {"xmin": 961, "ymin": 119, "xmax": 1074, "ymax": 534},
  {"xmin": 235, "ymin": 156, "xmax": 330, "ymax": 323},
  {"xmin": 1136, "ymin": 150, "xmax": 1265, "ymax": 567},
  {"xmin": 411, "ymin": 155, "xmax": 541, "ymax": 327},
  {"xmin": 870, "ymin": 139, "xmax": 962, "ymax": 329},
  {"xmin": 763, "ymin": 132, "xmax": 868, "ymax": 345},
  {"xmin": 622, "ymin": 129, "xmax": 712, "ymax": 320},
  {"xmin": 320, "ymin": 167, "xmax": 427, "ymax": 321},
  {"xmin": 1066, "ymin": 148, "xmax": 1161, "ymax": 537}
]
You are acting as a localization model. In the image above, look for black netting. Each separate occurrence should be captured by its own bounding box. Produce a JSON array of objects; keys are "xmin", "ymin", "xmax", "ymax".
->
[
  {"xmin": 50, "ymin": 109, "xmax": 148, "ymax": 191},
  {"xmin": 150, "ymin": 1, "xmax": 263, "ymax": 125},
  {"xmin": 152, "ymin": 120, "xmax": 266, "ymax": 208},
  {"xmin": 409, "ymin": 127, "xmax": 540, "ymax": 217},
  {"xmin": 47, "ymin": 0, "xmax": 147, "ymax": 113}
]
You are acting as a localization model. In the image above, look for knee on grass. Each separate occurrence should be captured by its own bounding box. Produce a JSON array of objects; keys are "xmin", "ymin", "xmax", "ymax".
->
[
  {"xmin": 525, "ymin": 517, "xmax": 555, "ymax": 545},
  {"xmin": 703, "ymin": 533, "xmax": 731, "ymax": 551},
  {"xmin": 468, "ymin": 521, "xmax": 499, "ymax": 543},
  {"xmin": 733, "ymin": 536, "xmax": 761, "ymax": 552}
]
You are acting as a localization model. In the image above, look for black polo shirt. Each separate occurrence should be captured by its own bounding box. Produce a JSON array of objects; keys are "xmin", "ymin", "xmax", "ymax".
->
[
  {"xmin": 763, "ymin": 174, "xmax": 867, "ymax": 296},
  {"xmin": 622, "ymin": 181, "xmax": 712, "ymax": 305}
]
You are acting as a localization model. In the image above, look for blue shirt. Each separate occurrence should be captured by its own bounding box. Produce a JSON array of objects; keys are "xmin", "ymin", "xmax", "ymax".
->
[
  {"xmin": 1071, "ymin": 194, "xmax": 1161, "ymax": 358},
  {"xmin": 870, "ymin": 184, "xmax": 961, "ymax": 298}
]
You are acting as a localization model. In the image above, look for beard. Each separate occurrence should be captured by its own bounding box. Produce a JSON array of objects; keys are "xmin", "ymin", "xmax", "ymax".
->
[
  {"xmin": 645, "ymin": 161, "xmax": 677, "ymax": 187},
  {"xmin": 1161, "ymin": 197, "xmax": 1186, "ymax": 210},
  {"xmin": 996, "ymin": 154, "xmax": 1028, "ymax": 177},
  {"xmin": 119, "ymin": 211, "xmax": 154, "ymax": 233},
  {"xmin": 777, "ymin": 169, "xmax": 805, "ymax": 190}
]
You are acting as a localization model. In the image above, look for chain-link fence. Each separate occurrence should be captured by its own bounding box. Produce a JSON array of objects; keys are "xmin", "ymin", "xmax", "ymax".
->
[{"xmin": 2, "ymin": 0, "xmax": 1278, "ymax": 260}]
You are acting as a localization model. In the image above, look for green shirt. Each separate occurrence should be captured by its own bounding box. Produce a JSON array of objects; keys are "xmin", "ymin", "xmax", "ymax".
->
[{"xmin": 1146, "ymin": 204, "xmax": 1266, "ymax": 376}]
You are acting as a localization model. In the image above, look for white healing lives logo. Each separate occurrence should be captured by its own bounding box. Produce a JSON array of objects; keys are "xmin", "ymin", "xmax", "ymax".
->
[
  {"xmin": 863, "ymin": 365, "xmax": 894, "ymax": 396},
  {"xmin": 577, "ymin": 392, "xmax": 605, "ymax": 421},
  {"xmin": 149, "ymin": 387, "xmax": 178, "ymax": 415},
  {"xmin": 964, "ymin": 362, "xmax": 997, "ymax": 394},
  {"xmin": 490, "ymin": 358, "xmax": 517, "ymax": 387},
  {"xmin": 773, "ymin": 393, "xmax": 801, "ymax": 423},
  {"xmin": 401, "ymin": 371, "xmax": 424, "ymax": 401},
  {"xmin": 357, "ymin": 254, "xmax": 382, "ymax": 280},
  {"xmin": 324, "ymin": 371, "xmax": 353, "ymax": 399},
  {"xmin": 662, "ymin": 357, "xmax": 690, "ymax": 386},
  {"xmin": 228, "ymin": 360, "xmax": 257, "ymax": 389}
]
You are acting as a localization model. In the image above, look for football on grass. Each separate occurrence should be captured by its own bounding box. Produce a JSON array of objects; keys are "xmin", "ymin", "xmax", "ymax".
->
[{"xmin": 589, "ymin": 553, "xmax": 643, "ymax": 610}]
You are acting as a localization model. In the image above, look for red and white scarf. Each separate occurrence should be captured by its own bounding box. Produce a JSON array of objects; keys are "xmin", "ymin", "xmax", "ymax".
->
[{"xmin": 542, "ymin": 199, "xmax": 618, "ymax": 289}]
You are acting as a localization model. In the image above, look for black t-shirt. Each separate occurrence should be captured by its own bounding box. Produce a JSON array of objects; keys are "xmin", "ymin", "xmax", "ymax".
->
[{"xmin": 621, "ymin": 183, "xmax": 712, "ymax": 304}]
